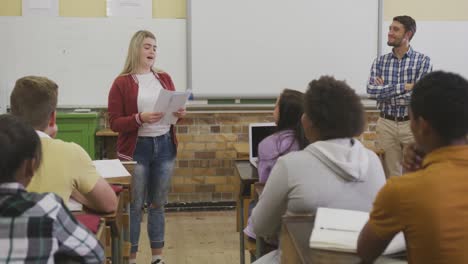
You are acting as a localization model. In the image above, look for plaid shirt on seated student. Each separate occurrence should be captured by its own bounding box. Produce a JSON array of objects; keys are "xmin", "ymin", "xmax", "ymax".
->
[
  {"xmin": 0, "ymin": 114, "xmax": 104, "ymax": 264},
  {"xmin": 0, "ymin": 183, "xmax": 104, "ymax": 263}
]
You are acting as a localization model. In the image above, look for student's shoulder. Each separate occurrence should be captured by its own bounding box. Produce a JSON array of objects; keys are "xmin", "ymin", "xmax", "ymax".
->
[
  {"xmin": 258, "ymin": 131, "xmax": 292, "ymax": 156},
  {"xmin": 259, "ymin": 132, "xmax": 280, "ymax": 148},
  {"xmin": 21, "ymin": 192, "xmax": 66, "ymax": 219},
  {"xmin": 155, "ymin": 70, "xmax": 172, "ymax": 79},
  {"xmin": 111, "ymin": 74, "xmax": 134, "ymax": 88},
  {"xmin": 113, "ymin": 74, "xmax": 132, "ymax": 82},
  {"xmin": 276, "ymin": 147, "xmax": 312, "ymax": 166},
  {"xmin": 363, "ymin": 147, "xmax": 383, "ymax": 165},
  {"xmin": 43, "ymin": 137, "xmax": 84, "ymax": 151},
  {"xmin": 384, "ymin": 170, "xmax": 423, "ymax": 193},
  {"xmin": 43, "ymin": 138, "xmax": 90, "ymax": 159}
]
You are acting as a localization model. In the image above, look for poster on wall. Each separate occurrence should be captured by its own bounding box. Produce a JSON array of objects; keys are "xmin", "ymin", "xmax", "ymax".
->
[
  {"xmin": 106, "ymin": 0, "xmax": 152, "ymax": 18},
  {"xmin": 22, "ymin": 0, "xmax": 59, "ymax": 17}
]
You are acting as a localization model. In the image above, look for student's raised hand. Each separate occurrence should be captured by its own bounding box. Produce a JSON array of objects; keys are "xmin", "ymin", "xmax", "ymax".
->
[
  {"xmin": 141, "ymin": 112, "xmax": 165, "ymax": 123},
  {"xmin": 402, "ymin": 142, "xmax": 425, "ymax": 173},
  {"xmin": 173, "ymin": 108, "xmax": 186, "ymax": 118}
]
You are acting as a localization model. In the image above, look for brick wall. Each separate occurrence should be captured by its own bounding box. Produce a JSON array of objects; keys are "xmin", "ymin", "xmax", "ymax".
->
[{"xmin": 169, "ymin": 110, "xmax": 380, "ymax": 203}]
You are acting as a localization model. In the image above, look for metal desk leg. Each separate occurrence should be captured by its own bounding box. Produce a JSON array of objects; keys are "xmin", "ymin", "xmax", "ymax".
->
[{"xmin": 240, "ymin": 197, "xmax": 245, "ymax": 264}]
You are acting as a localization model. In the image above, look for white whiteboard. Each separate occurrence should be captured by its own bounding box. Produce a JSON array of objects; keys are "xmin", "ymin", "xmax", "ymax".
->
[
  {"xmin": 188, "ymin": 0, "xmax": 380, "ymax": 98},
  {"xmin": 0, "ymin": 17, "xmax": 186, "ymax": 107},
  {"xmin": 381, "ymin": 21, "xmax": 468, "ymax": 80}
]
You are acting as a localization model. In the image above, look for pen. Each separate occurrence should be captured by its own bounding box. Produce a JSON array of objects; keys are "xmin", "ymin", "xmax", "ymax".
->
[{"xmin": 320, "ymin": 227, "xmax": 358, "ymax": 233}]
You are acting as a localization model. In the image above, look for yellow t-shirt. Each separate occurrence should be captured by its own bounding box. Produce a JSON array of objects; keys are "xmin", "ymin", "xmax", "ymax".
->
[
  {"xmin": 369, "ymin": 145, "xmax": 468, "ymax": 264},
  {"xmin": 27, "ymin": 137, "xmax": 101, "ymax": 204}
]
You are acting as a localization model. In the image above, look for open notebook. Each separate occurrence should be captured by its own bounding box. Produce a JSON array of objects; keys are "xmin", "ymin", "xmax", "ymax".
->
[
  {"xmin": 92, "ymin": 159, "xmax": 131, "ymax": 178},
  {"xmin": 309, "ymin": 207, "xmax": 406, "ymax": 256}
]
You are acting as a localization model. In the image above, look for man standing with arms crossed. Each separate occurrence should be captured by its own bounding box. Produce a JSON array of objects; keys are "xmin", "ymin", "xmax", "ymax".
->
[{"xmin": 367, "ymin": 15, "xmax": 432, "ymax": 177}]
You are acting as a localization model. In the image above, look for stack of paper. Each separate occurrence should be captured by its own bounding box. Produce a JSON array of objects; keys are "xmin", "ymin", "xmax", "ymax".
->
[
  {"xmin": 153, "ymin": 89, "xmax": 191, "ymax": 125},
  {"xmin": 309, "ymin": 207, "xmax": 406, "ymax": 255},
  {"xmin": 93, "ymin": 159, "xmax": 131, "ymax": 178}
]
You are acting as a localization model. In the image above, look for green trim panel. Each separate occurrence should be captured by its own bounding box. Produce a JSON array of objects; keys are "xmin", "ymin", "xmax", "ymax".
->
[{"xmin": 55, "ymin": 112, "xmax": 99, "ymax": 159}]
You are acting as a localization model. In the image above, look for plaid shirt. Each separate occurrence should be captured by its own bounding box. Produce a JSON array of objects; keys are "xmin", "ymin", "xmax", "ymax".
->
[
  {"xmin": 0, "ymin": 183, "xmax": 104, "ymax": 263},
  {"xmin": 367, "ymin": 47, "xmax": 432, "ymax": 117}
]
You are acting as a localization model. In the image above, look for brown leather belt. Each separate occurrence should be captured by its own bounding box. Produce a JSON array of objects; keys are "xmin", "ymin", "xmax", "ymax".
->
[{"xmin": 380, "ymin": 112, "xmax": 410, "ymax": 122}]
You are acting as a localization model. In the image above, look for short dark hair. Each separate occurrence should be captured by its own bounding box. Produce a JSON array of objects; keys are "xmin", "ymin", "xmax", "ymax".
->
[
  {"xmin": 304, "ymin": 76, "xmax": 365, "ymax": 140},
  {"xmin": 10, "ymin": 76, "xmax": 58, "ymax": 129},
  {"xmin": 276, "ymin": 89, "xmax": 308, "ymax": 149},
  {"xmin": 410, "ymin": 71, "xmax": 468, "ymax": 143},
  {"xmin": 0, "ymin": 114, "xmax": 42, "ymax": 183},
  {"xmin": 393, "ymin": 15, "xmax": 416, "ymax": 40}
]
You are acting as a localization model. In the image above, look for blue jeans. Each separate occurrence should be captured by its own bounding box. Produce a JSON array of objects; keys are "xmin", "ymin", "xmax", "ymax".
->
[{"xmin": 130, "ymin": 132, "xmax": 176, "ymax": 253}]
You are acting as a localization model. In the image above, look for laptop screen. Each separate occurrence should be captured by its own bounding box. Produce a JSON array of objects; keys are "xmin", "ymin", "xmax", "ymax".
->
[{"xmin": 249, "ymin": 123, "xmax": 277, "ymax": 160}]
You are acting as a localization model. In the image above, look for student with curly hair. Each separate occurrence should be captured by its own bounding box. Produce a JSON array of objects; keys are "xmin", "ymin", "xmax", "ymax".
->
[{"xmin": 252, "ymin": 76, "xmax": 386, "ymax": 263}]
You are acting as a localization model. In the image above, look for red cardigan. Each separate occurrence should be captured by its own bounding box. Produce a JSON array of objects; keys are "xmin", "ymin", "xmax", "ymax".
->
[{"xmin": 108, "ymin": 71, "xmax": 178, "ymax": 161}]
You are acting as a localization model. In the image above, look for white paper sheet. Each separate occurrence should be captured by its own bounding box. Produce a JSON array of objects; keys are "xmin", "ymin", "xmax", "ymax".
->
[
  {"xmin": 93, "ymin": 159, "xmax": 131, "ymax": 178},
  {"xmin": 154, "ymin": 89, "xmax": 191, "ymax": 125},
  {"xmin": 67, "ymin": 198, "xmax": 83, "ymax": 212},
  {"xmin": 309, "ymin": 207, "xmax": 406, "ymax": 255}
]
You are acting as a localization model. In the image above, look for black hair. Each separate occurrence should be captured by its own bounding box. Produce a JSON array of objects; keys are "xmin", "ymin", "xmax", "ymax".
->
[
  {"xmin": 275, "ymin": 89, "xmax": 309, "ymax": 154},
  {"xmin": 0, "ymin": 114, "xmax": 42, "ymax": 183},
  {"xmin": 304, "ymin": 76, "xmax": 364, "ymax": 140},
  {"xmin": 410, "ymin": 71, "xmax": 468, "ymax": 143}
]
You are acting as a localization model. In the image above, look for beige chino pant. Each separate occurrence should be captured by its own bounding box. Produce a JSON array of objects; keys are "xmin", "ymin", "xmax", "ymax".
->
[{"xmin": 376, "ymin": 117, "xmax": 414, "ymax": 177}]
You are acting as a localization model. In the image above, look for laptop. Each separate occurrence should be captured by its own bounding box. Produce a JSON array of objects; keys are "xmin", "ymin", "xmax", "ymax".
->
[{"xmin": 248, "ymin": 122, "xmax": 277, "ymax": 168}]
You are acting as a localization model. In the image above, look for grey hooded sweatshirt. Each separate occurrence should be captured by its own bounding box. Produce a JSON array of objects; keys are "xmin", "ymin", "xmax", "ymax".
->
[{"xmin": 251, "ymin": 138, "xmax": 386, "ymax": 239}]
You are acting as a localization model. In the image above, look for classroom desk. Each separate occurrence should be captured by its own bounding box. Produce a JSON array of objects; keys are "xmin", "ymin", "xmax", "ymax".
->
[
  {"xmin": 280, "ymin": 216, "xmax": 407, "ymax": 264},
  {"xmin": 105, "ymin": 163, "xmax": 135, "ymax": 262},
  {"xmin": 96, "ymin": 128, "xmax": 118, "ymax": 159},
  {"xmin": 234, "ymin": 160, "xmax": 259, "ymax": 264},
  {"xmin": 73, "ymin": 214, "xmax": 107, "ymax": 263},
  {"xmin": 233, "ymin": 142, "xmax": 249, "ymax": 160},
  {"xmin": 73, "ymin": 194, "xmax": 122, "ymax": 263},
  {"xmin": 106, "ymin": 175, "xmax": 132, "ymax": 258},
  {"xmin": 102, "ymin": 194, "xmax": 125, "ymax": 263}
]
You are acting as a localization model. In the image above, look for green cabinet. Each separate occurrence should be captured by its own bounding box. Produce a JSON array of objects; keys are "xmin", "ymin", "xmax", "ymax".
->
[{"xmin": 55, "ymin": 112, "xmax": 99, "ymax": 159}]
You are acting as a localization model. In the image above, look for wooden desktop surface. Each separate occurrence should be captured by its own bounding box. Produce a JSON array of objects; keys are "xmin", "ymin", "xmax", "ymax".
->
[
  {"xmin": 96, "ymin": 128, "xmax": 118, "ymax": 137},
  {"xmin": 281, "ymin": 216, "xmax": 406, "ymax": 264},
  {"xmin": 233, "ymin": 142, "xmax": 249, "ymax": 161},
  {"xmin": 235, "ymin": 160, "xmax": 258, "ymax": 182}
]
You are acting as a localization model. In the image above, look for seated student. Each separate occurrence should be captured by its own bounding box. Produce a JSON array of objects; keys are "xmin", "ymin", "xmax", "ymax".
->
[
  {"xmin": 0, "ymin": 114, "xmax": 104, "ymax": 263},
  {"xmin": 10, "ymin": 76, "xmax": 117, "ymax": 213},
  {"xmin": 244, "ymin": 88, "xmax": 308, "ymax": 239},
  {"xmin": 251, "ymin": 76, "xmax": 386, "ymax": 264},
  {"xmin": 358, "ymin": 71, "xmax": 468, "ymax": 264},
  {"xmin": 257, "ymin": 88, "xmax": 309, "ymax": 183}
]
